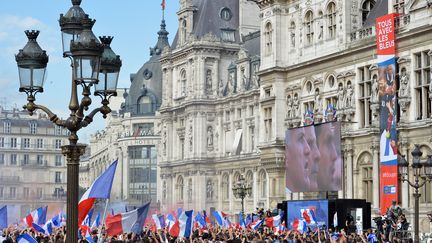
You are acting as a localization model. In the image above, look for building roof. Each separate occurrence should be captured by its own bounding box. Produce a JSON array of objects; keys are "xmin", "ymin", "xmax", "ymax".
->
[
  {"xmin": 123, "ymin": 17, "xmax": 170, "ymax": 115},
  {"xmin": 242, "ymin": 31, "xmax": 260, "ymax": 58},
  {"xmin": 172, "ymin": 0, "xmax": 240, "ymax": 48},
  {"xmin": 0, "ymin": 108, "xmax": 56, "ymax": 128},
  {"xmin": 364, "ymin": 0, "xmax": 388, "ymax": 27}
]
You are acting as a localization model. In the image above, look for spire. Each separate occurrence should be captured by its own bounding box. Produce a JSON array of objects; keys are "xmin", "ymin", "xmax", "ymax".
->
[{"xmin": 150, "ymin": 3, "xmax": 170, "ymax": 57}]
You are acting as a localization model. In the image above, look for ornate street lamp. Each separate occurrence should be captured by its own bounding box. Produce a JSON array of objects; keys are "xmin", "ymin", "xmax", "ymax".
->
[
  {"xmin": 232, "ymin": 175, "xmax": 252, "ymax": 217},
  {"xmin": 15, "ymin": 1, "xmax": 121, "ymax": 242},
  {"xmin": 398, "ymin": 144, "xmax": 432, "ymax": 243}
]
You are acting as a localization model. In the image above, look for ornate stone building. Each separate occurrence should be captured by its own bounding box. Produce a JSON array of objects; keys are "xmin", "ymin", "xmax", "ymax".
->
[
  {"xmin": 0, "ymin": 107, "xmax": 68, "ymax": 221},
  {"xmin": 86, "ymin": 16, "xmax": 169, "ymax": 211},
  {"xmin": 160, "ymin": 0, "xmax": 432, "ymax": 232}
]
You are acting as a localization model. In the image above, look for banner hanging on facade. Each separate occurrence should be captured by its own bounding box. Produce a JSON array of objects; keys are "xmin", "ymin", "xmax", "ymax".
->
[{"xmin": 376, "ymin": 13, "xmax": 398, "ymax": 214}]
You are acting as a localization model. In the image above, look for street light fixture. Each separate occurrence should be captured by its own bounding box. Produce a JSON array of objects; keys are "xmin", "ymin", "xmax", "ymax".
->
[
  {"xmin": 232, "ymin": 175, "xmax": 252, "ymax": 217},
  {"xmin": 15, "ymin": 1, "xmax": 121, "ymax": 242},
  {"xmin": 397, "ymin": 144, "xmax": 432, "ymax": 243}
]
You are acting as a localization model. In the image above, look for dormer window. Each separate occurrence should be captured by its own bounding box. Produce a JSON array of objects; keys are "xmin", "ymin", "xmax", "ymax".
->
[
  {"xmin": 3, "ymin": 121, "xmax": 11, "ymax": 134},
  {"xmin": 220, "ymin": 8, "xmax": 232, "ymax": 21},
  {"xmin": 221, "ymin": 28, "xmax": 235, "ymax": 42},
  {"xmin": 181, "ymin": 20, "xmax": 187, "ymax": 44},
  {"xmin": 29, "ymin": 122, "xmax": 37, "ymax": 134},
  {"xmin": 361, "ymin": 0, "xmax": 376, "ymax": 26}
]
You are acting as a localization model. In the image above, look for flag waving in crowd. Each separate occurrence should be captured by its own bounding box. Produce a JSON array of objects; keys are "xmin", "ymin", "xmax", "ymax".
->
[{"xmin": 78, "ymin": 160, "xmax": 118, "ymax": 225}]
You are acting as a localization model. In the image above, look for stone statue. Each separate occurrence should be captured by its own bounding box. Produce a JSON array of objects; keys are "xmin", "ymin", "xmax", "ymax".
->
[
  {"xmin": 251, "ymin": 64, "xmax": 260, "ymax": 88},
  {"xmin": 207, "ymin": 126, "xmax": 213, "ymax": 147},
  {"xmin": 227, "ymin": 71, "xmax": 235, "ymax": 94},
  {"xmin": 346, "ymin": 83, "xmax": 354, "ymax": 108},
  {"xmin": 291, "ymin": 32, "xmax": 296, "ymax": 47},
  {"xmin": 219, "ymin": 79, "xmax": 225, "ymax": 96},
  {"xmin": 371, "ymin": 76, "xmax": 379, "ymax": 103},
  {"xmin": 188, "ymin": 126, "xmax": 193, "ymax": 151},
  {"xmin": 162, "ymin": 127, "xmax": 167, "ymax": 155},
  {"xmin": 399, "ymin": 70, "xmax": 409, "ymax": 97},
  {"xmin": 206, "ymin": 180, "xmax": 213, "ymax": 199},
  {"xmin": 318, "ymin": 19, "xmax": 323, "ymax": 39},
  {"xmin": 162, "ymin": 181, "xmax": 167, "ymax": 201},
  {"xmin": 293, "ymin": 94, "xmax": 300, "ymax": 117},
  {"xmin": 314, "ymin": 89, "xmax": 323, "ymax": 115},
  {"xmin": 337, "ymin": 84, "xmax": 345, "ymax": 110},
  {"xmin": 286, "ymin": 95, "xmax": 293, "ymax": 118},
  {"xmin": 206, "ymin": 69, "xmax": 212, "ymax": 95}
]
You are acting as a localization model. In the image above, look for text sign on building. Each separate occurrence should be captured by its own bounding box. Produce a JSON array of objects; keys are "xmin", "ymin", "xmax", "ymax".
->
[{"xmin": 376, "ymin": 13, "xmax": 399, "ymax": 214}]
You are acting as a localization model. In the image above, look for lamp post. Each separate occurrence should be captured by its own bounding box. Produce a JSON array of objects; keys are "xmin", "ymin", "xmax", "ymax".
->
[
  {"xmin": 232, "ymin": 175, "xmax": 252, "ymax": 217},
  {"xmin": 397, "ymin": 144, "xmax": 432, "ymax": 243},
  {"xmin": 15, "ymin": 1, "xmax": 121, "ymax": 242}
]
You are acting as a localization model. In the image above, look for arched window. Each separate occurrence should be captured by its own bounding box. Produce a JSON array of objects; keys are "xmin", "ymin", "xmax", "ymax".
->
[
  {"xmin": 181, "ymin": 20, "xmax": 187, "ymax": 44},
  {"xmin": 137, "ymin": 95, "xmax": 154, "ymax": 115},
  {"xmin": 327, "ymin": 2, "xmax": 337, "ymax": 39},
  {"xmin": 180, "ymin": 69, "xmax": 187, "ymax": 97},
  {"xmin": 361, "ymin": 0, "xmax": 376, "ymax": 25},
  {"xmin": 258, "ymin": 169, "xmax": 267, "ymax": 198},
  {"xmin": 264, "ymin": 22, "xmax": 273, "ymax": 56},
  {"xmin": 359, "ymin": 152, "xmax": 373, "ymax": 203},
  {"xmin": 305, "ymin": 11, "xmax": 314, "ymax": 45},
  {"xmin": 176, "ymin": 176, "xmax": 184, "ymax": 202}
]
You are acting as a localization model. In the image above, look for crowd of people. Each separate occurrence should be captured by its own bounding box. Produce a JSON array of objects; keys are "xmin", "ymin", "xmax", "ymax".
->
[{"xmin": 0, "ymin": 206, "xmax": 419, "ymax": 243}]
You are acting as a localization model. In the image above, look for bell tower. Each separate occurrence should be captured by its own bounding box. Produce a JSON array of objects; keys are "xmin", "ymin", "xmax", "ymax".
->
[{"xmin": 177, "ymin": 0, "xmax": 196, "ymax": 46}]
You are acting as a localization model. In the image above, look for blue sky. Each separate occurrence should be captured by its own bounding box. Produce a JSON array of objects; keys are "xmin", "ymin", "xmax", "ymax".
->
[{"xmin": 0, "ymin": 0, "xmax": 179, "ymax": 142}]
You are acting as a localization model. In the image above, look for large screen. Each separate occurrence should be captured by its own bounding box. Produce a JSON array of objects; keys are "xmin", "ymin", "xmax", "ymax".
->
[
  {"xmin": 285, "ymin": 121, "xmax": 342, "ymax": 192},
  {"xmin": 287, "ymin": 200, "xmax": 328, "ymax": 231}
]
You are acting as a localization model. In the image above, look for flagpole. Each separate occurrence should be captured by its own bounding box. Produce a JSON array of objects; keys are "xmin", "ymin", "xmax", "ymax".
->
[{"xmin": 97, "ymin": 198, "xmax": 110, "ymax": 243}]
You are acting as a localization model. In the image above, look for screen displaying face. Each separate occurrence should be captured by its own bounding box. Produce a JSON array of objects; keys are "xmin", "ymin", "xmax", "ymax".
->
[{"xmin": 285, "ymin": 121, "xmax": 342, "ymax": 192}]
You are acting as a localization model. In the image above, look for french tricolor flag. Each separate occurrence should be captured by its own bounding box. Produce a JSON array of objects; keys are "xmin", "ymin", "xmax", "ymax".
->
[
  {"xmin": 16, "ymin": 233, "xmax": 37, "ymax": 243},
  {"xmin": 292, "ymin": 218, "xmax": 307, "ymax": 233},
  {"xmin": 178, "ymin": 210, "xmax": 194, "ymax": 238},
  {"xmin": 106, "ymin": 202, "xmax": 150, "ymax": 236},
  {"xmin": 265, "ymin": 214, "xmax": 281, "ymax": 228},
  {"xmin": 212, "ymin": 211, "xmax": 227, "ymax": 227},
  {"xmin": 22, "ymin": 206, "xmax": 47, "ymax": 228},
  {"xmin": 301, "ymin": 208, "xmax": 317, "ymax": 225},
  {"xmin": 78, "ymin": 160, "xmax": 118, "ymax": 225},
  {"xmin": 250, "ymin": 219, "xmax": 264, "ymax": 230},
  {"xmin": 165, "ymin": 213, "xmax": 176, "ymax": 230}
]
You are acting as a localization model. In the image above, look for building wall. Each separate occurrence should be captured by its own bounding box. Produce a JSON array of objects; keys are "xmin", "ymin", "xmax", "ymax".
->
[
  {"xmin": 0, "ymin": 107, "xmax": 68, "ymax": 221},
  {"xmin": 160, "ymin": 0, "xmax": 432, "ymax": 233}
]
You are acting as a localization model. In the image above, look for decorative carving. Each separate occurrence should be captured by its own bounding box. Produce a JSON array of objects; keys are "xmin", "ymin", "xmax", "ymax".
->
[
  {"xmin": 206, "ymin": 179, "xmax": 214, "ymax": 200},
  {"xmin": 293, "ymin": 93, "xmax": 300, "ymax": 117},
  {"xmin": 162, "ymin": 124, "xmax": 167, "ymax": 155},
  {"xmin": 219, "ymin": 79, "xmax": 225, "ymax": 96},
  {"xmin": 227, "ymin": 71, "xmax": 235, "ymax": 94},
  {"xmin": 207, "ymin": 126, "xmax": 214, "ymax": 148},
  {"xmin": 286, "ymin": 94, "xmax": 293, "ymax": 118},
  {"xmin": 188, "ymin": 125, "xmax": 193, "ymax": 152},
  {"xmin": 205, "ymin": 69, "xmax": 212, "ymax": 95},
  {"xmin": 371, "ymin": 76, "xmax": 379, "ymax": 103},
  {"xmin": 337, "ymin": 84, "xmax": 345, "ymax": 110},
  {"xmin": 399, "ymin": 69, "xmax": 409, "ymax": 97},
  {"xmin": 345, "ymin": 82, "xmax": 354, "ymax": 108},
  {"xmin": 314, "ymin": 89, "xmax": 323, "ymax": 116}
]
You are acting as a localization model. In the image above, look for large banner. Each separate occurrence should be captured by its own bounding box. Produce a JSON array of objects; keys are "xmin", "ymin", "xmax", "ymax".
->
[
  {"xmin": 284, "ymin": 122, "xmax": 342, "ymax": 193},
  {"xmin": 286, "ymin": 200, "xmax": 328, "ymax": 231},
  {"xmin": 376, "ymin": 13, "xmax": 398, "ymax": 214}
]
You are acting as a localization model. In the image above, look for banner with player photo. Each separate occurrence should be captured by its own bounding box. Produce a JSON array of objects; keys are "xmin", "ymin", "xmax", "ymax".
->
[{"xmin": 376, "ymin": 13, "xmax": 399, "ymax": 214}]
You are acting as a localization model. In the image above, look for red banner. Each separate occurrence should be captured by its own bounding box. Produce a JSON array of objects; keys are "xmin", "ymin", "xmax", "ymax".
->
[{"xmin": 376, "ymin": 13, "xmax": 399, "ymax": 214}]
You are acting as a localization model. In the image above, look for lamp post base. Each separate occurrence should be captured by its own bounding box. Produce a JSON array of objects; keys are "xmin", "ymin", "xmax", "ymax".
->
[{"xmin": 62, "ymin": 144, "xmax": 86, "ymax": 243}]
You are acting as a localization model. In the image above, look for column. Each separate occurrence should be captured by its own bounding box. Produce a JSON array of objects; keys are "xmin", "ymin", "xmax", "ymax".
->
[
  {"xmin": 372, "ymin": 142, "xmax": 380, "ymax": 210},
  {"xmin": 346, "ymin": 146, "xmax": 353, "ymax": 198},
  {"xmin": 253, "ymin": 170, "xmax": 258, "ymax": 208},
  {"xmin": 214, "ymin": 58, "xmax": 219, "ymax": 96},
  {"xmin": 400, "ymin": 140, "xmax": 409, "ymax": 208},
  {"xmin": 228, "ymin": 172, "xmax": 233, "ymax": 212}
]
